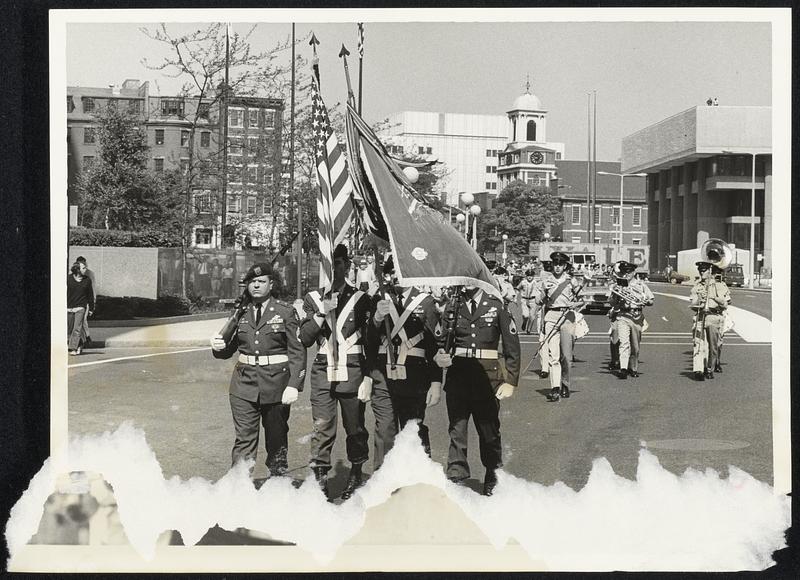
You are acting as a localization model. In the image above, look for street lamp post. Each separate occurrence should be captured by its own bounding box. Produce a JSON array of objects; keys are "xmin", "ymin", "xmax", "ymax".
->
[
  {"xmin": 597, "ymin": 171, "xmax": 647, "ymax": 257},
  {"xmin": 460, "ymin": 192, "xmax": 474, "ymax": 242},
  {"xmin": 470, "ymin": 204, "xmax": 482, "ymax": 250}
]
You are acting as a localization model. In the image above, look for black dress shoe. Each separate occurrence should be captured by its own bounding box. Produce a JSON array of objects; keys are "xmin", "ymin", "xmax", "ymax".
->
[
  {"xmin": 540, "ymin": 370, "xmax": 549, "ymax": 379},
  {"xmin": 704, "ymin": 370, "xmax": 715, "ymax": 380},
  {"xmin": 546, "ymin": 387, "xmax": 561, "ymax": 402},
  {"xmin": 618, "ymin": 368, "xmax": 628, "ymax": 380},
  {"xmin": 609, "ymin": 361, "xmax": 620, "ymax": 371},
  {"xmin": 560, "ymin": 385, "xmax": 570, "ymax": 398},
  {"xmin": 714, "ymin": 364, "xmax": 723, "ymax": 373},
  {"xmin": 340, "ymin": 463, "xmax": 365, "ymax": 501},
  {"xmin": 483, "ymin": 471, "xmax": 498, "ymax": 496},
  {"xmin": 694, "ymin": 371, "xmax": 705, "ymax": 382},
  {"xmin": 312, "ymin": 466, "xmax": 330, "ymax": 499},
  {"xmin": 628, "ymin": 370, "xmax": 640, "ymax": 378}
]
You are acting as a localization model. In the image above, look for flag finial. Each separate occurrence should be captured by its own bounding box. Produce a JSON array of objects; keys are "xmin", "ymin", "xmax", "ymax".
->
[{"xmin": 525, "ymin": 74, "xmax": 531, "ymax": 94}]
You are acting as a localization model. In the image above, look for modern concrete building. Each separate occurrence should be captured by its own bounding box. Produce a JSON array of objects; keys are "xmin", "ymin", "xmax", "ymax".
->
[
  {"xmin": 67, "ymin": 80, "xmax": 284, "ymax": 249},
  {"xmin": 554, "ymin": 160, "xmax": 648, "ymax": 246},
  {"xmin": 622, "ymin": 105, "xmax": 771, "ymax": 272}
]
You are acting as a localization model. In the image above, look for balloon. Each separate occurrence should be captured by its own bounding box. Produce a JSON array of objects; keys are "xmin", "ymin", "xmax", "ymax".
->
[{"xmin": 403, "ymin": 166, "xmax": 419, "ymax": 184}]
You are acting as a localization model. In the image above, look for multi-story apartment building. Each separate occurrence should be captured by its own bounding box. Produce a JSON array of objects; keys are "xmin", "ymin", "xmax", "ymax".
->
[{"xmin": 67, "ymin": 79, "xmax": 284, "ymax": 249}]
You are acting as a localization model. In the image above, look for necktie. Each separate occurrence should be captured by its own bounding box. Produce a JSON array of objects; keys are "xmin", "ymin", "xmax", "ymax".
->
[
  {"xmin": 255, "ymin": 303, "xmax": 262, "ymax": 325},
  {"xmin": 469, "ymin": 299, "xmax": 477, "ymax": 314}
]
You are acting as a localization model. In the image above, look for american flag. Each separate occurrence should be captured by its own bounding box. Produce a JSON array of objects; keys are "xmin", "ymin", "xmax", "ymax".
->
[
  {"xmin": 311, "ymin": 73, "xmax": 354, "ymax": 293},
  {"xmin": 357, "ymin": 23, "xmax": 364, "ymax": 58}
]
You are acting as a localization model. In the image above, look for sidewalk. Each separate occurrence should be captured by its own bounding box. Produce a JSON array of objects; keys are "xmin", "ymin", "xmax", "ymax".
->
[{"xmin": 87, "ymin": 315, "xmax": 229, "ymax": 348}]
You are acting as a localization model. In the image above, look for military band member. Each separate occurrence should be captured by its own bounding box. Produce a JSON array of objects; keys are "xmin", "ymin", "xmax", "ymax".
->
[
  {"xmin": 211, "ymin": 263, "xmax": 307, "ymax": 477},
  {"xmin": 299, "ymin": 244, "xmax": 374, "ymax": 499},
  {"xmin": 690, "ymin": 261, "xmax": 731, "ymax": 380},
  {"xmin": 712, "ymin": 265, "xmax": 733, "ymax": 373},
  {"xmin": 369, "ymin": 257, "xmax": 442, "ymax": 466},
  {"xmin": 536, "ymin": 261, "xmax": 554, "ymax": 378},
  {"xmin": 517, "ymin": 269, "xmax": 539, "ymax": 335},
  {"xmin": 433, "ymin": 285, "xmax": 521, "ymax": 496},
  {"xmin": 535, "ymin": 252, "xmax": 585, "ymax": 402},
  {"xmin": 608, "ymin": 261, "xmax": 654, "ymax": 379}
]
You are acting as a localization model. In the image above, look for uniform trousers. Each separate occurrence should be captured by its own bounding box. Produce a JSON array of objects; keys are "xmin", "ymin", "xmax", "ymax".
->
[
  {"xmin": 693, "ymin": 313, "xmax": 723, "ymax": 372},
  {"xmin": 520, "ymin": 298, "xmax": 537, "ymax": 332},
  {"xmin": 309, "ymin": 364, "xmax": 369, "ymax": 469},
  {"xmin": 609, "ymin": 323, "xmax": 620, "ymax": 367},
  {"xmin": 229, "ymin": 393, "xmax": 290, "ymax": 475},
  {"xmin": 444, "ymin": 359, "xmax": 502, "ymax": 481},
  {"xmin": 615, "ymin": 317, "xmax": 642, "ymax": 372},
  {"xmin": 543, "ymin": 309, "xmax": 575, "ymax": 389}
]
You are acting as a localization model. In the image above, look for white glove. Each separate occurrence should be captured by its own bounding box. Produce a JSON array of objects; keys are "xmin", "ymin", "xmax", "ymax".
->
[
  {"xmin": 433, "ymin": 349, "xmax": 453, "ymax": 369},
  {"xmin": 281, "ymin": 386, "xmax": 299, "ymax": 405},
  {"xmin": 320, "ymin": 293, "xmax": 339, "ymax": 315},
  {"xmin": 374, "ymin": 299, "xmax": 392, "ymax": 322},
  {"xmin": 495, "ymin": 382, "xmax": 515, "ymax": 400},
  {"xmin": 357, "ymin": 375, "xmax": 373, "ymax": 402},
  {"xmin": 426, "ymin": 382, "xmax": 442, "ymax": 407},
  {"xmin": 210, "ymin": 335, "xmax": 226, "ymax": 351}
]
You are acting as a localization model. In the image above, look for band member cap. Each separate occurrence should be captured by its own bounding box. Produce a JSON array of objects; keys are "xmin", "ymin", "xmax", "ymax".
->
[
  {"xmin": 550, "ymin": 252, "xmax": 570, "ymax": 264},
  {"xmin": 243, "ymin": 262, "xmax": 273, "ymax": 283}
]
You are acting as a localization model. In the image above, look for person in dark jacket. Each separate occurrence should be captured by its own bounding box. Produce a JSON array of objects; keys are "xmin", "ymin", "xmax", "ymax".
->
[
  {"xmin": 67, "ymin": 261, "xmax": 94, "ymax": 355},
  {"xmin": 211, "ymin": 262, "xmax": 307, "ymax": 477}
]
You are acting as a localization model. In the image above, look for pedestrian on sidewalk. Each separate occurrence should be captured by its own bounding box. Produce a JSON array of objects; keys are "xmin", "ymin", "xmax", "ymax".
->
[
  {"xmin": 221, "ymin": 259, "xmax": 235, "ymax": 299},
  {"xmin": 68, "ymin": 261, "xmax": 94, "ymax": 355},
  {"xmin": 211, "ymin": 262, "xmax": 307, "ymax": 478},
  {"xmin": 75, "ymin": 256, "xmax": 95, "ymax": 344}
]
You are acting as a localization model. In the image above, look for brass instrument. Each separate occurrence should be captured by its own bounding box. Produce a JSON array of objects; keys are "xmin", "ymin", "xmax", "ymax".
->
[{"xmin": 610, "ymin": 286, "xmax": 647, "ymax": 308}]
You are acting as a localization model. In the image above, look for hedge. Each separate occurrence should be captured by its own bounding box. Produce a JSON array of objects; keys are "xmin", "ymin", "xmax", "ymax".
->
[
  {"xmin": 94, "ymin": 294, "xmax": 193, "ymax": 320},
  {"xmin": 69, "ymin": 227, "xmax": 181, "ymax": 248}
]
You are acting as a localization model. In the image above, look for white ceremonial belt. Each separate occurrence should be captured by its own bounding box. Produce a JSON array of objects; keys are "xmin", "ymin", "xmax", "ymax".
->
[
  {"xmin": 454, "ymin": 347, "xmax": 499, "ymax": 360},
  {"xmin": 238, "ymin": 354, "xmax": 289, "ymax": 366},
  {"xmin": 378, "ymin": 346, "xmax": 425, "ymax": 357},
  {"xmin": 318, "ymin": 345, "xmax": 363, "ymax": 356}
]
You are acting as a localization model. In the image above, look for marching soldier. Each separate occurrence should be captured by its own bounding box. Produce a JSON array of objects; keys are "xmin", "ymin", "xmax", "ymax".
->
[
  {"xmin": 608, "ymin": 260, "xmax": 654, "ymax": 379},
  {"xmin": 535, "ymin": 252, "xmax": 585, "ymax": 401},
  {"xmin": 516, "ymin": 269, "xmax": 539, "ymax": 335},
  {"xmin": 690, "ymin": 261, "xmax": 731, "ymax": 380},
  {"xmin": 433, "ymin": 285, "xmax": 521, "ymax": 496},
  {"xmin": 369, "ymin": 257, "xmax": 442, "ymax": 466},
  {"xmin": 211, "ymin": 263, "xmax": 307, "ymax": 478},
  {"xmin": 299, "ymin": 244, "xmax": 374, "ymax": 500},
  {"xmin": 712, "ymin": 265, "xmax": 733, "ymax": 372}
]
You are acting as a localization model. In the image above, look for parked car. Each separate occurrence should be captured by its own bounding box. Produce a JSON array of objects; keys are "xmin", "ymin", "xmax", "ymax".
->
[
  {"xmin": 648, "ymin": 269, "xmax": 690, "ymax": 284},
  {"xmin": 579, "ymin": 275, "xmax": 612, "ymax": 312},
  {"xmin": 721, "ymin": 263, "xmax": 745, "ymax": 287}
]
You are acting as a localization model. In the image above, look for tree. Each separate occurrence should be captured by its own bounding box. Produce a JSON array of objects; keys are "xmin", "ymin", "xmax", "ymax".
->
[
  {"xmin": 76, "ymin": 105, "xmax": 180, "ymax": 232},
  {"xmin": 477, "ymin": 180, "xmax": 563, "ymax": 256}
]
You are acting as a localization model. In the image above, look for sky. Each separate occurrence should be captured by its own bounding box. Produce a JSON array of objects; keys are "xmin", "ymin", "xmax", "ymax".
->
[{"xmin": 65, "ymin": 15, "xmax": 772, "ymax": 162}]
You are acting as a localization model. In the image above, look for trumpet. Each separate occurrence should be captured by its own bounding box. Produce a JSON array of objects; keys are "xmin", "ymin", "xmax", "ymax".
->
[{"xmin": 611, "ymin": 286, "xmax": 647, "ymax": 308}]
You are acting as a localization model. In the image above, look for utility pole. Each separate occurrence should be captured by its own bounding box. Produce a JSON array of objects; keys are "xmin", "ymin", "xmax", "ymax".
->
[
  {"xmin": 592, "ymin": 89, "xmax": 597, "ymax": 244},
  {"xmin": 586, "ymin": 92, "xmax": 591, "ymax": 244}
]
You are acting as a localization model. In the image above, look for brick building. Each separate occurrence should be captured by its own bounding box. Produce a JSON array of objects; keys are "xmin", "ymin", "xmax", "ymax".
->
[{"xmin": 67, "ymin": 80, "xmax": 284, "ymax": 249}]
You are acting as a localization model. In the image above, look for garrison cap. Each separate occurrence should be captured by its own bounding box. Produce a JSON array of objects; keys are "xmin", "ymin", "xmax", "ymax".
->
[
  {"xmin": 243, "ymin": 262, "xmax": 273, "ymax": 283},
  {"xmin": 494, "ymin": 265, "xmax": 508, "ymax": 275},
  {"xmin": 541, "ymin": 260, "xmax": 553, "ymax": 272}
]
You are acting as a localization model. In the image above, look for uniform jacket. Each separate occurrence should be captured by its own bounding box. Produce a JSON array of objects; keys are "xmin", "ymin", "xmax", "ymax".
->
[
  {"xmin": 368, "ymin": 286, "xmax": 441, "ymax": 383},
  {"xmin": 535, "ymin": 272, "xmax": 583, "ymax": 309},
  {"xmin": 609, "ymin": 278, "xmax": 654, "ymax": 325},
  {"xmin": 443, "ymin": 290, "xmax": 521, "ymax": 387},
  {"xmin": 690, "ymin": 279, "xmax": 731, "ymax": 313},
  {"xmin": 516, "ymin": 278, "xmax": 539, "ymax": 300},
  {"xmin": 299, "ymin": 282, "xmax": 374, "ymax": 391},
  {"xmin": 212, "ymin": 298, "xmax": 306, "ymax": 404}
]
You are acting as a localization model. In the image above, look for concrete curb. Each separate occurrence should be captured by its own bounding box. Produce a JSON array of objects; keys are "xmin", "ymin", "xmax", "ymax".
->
[
  {"xmin": 91, "ymin": 311, "xmax": 230, "ymax": 328},
  {"xmin": 88, "ymin": 339, "xmax": 210, "ymax": 348}
]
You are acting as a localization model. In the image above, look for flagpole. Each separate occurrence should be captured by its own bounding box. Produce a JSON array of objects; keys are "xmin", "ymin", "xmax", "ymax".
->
[
  {"xmin": 357, "ymin": 23, "xmax": 364, "ymax": 115},
  {"xmin": 292, "ymin": 23, "xmax": 301, "ymax": 298},
  {"xmin": 220, "ymin": 23, "xmax": 231, "ymax": 248}
]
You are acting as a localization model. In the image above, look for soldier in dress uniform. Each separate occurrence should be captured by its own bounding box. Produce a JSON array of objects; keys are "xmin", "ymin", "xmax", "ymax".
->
[
  {"xmin": 299, "ymin": 244, "xmax": 374, "ymax": 499},
  {"xmin": 535, "ymin": 252, "xmax": 585, "ymax": 402},
  {"xmin": 517, "ymin": 269, "xmax": 539, "ymax": 335},
  {"xmin": 608, "ymin": 260, "xmax": 655, "ymax": 379},
  {"xmin": 211, "ymin": 262, "xmax": 307, "ymax": 477},
  {"xmin": 433, "ymin": 285, "xmax": 521, "ymax": 496},
  {"xmin": 535, "ymin": 261, "xmax": 554, "ymax": 378},
  {"xmin": 368, "ymin": 256, "xmax": 442, "ymax": 466},
  {"xmin": 690, "ymin": 261, "xmax": 731, "ymax": 380}
]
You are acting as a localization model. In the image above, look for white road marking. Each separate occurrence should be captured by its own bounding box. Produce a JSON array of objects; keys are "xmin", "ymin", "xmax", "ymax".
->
[
  {"xmin": 68, "ymin": 347, "xmax": 208, "ymax": 368},
  {"xmin": 519, "ymin": 340, "xmax": 768, "ymax": 346}
]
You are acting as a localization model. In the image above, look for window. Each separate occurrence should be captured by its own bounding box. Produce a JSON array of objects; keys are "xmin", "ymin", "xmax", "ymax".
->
[
  {"xmin": 486, "ymin": 149, "xmax": 493, "ymax": 157},
  {"xmin": 154, "ymin": 158, "xmax": 164, "ymax": 172},
  {"xmin": 197, "ymin": 103, "xmax": 211, "ymax": 121},
  {"xmin": 594, "ymin": 237, "xmax": 601, "ymax": 243},
  {"xmin": 82, "ymin": 155, "xmax": 95, "ymax": 169},
  {"xmin": 612, "ymin": 207, "xmax": 620, "ymax": 226},
  {"xmin": 263, "ymin": 198, "xmax": 272, "ymax": 213},
  {"xmin": 489, "ymin": 182, "xmax": 497, "ymax": 190},
  {"xmin": 227, "ymin": 194, "xmax": 241, "ymax": 213},
  {"xmin": 418, "ymin": 146, "xmax": 425, "ymax": 154},
  {"xmin": 194, "ymin": 191, "xmax": 211, "ymax": 214},
  {"xmin": 228, "ymin": 137, "xmax": 243, "ymax": 156},
  {"xmin": 247, "ymin": 136, "xmax": 259, "ymax": 153},
  {"xmin": 181, "ymin": 130, "xmax": 190, "ymax": 147},
  {"xmin": 571, "ymin": 237, "xmax": 582, "ymax": 244},
  {"xmin": 632, "ymin": 207, "xmax": 642, "ymax": 227},
  {"xmin": 486, "ymin": 166, "xmax": 493, "ymax": 174},
  {"xmin": 67, "ymin": 96, "xmax": 75, "ymax": 113},
  {"xmin": 248, "ymin": 109, "xmax": 259, "ymax": 128},
  {"xmin": 82, "ymin": 97, "xmax": 95, "ymax": 113},
  {"xmin": 613, "ymin": 237, "xmax": 621, "ymax": 245},
  {"xmin": 526, "ymin": 120, "xmax": 537, "ymax": 141},
  {"xmin": 264, "ymin": 172, "xmax": 274, "ymax": 186},
  {"xmin": 229, "ymin": 108, "xmax": 244, "ymax": 127},
  {"xmin": 155, "ymin": 129, "xmax": 164, "ymax": 145},
  {"xmin": 161, "ymin": 99, "xmax": 184, "ymax": 117},
  {"xmin": 632, "ymin": 238, "xmax": 641, "ymax": 245},
  {"xmin": 83, "ymin": 127, "xmax": 96, "ymax": 144},
  {"xmin": 195, "ymin": 228, "xmax": 213, "ymax": 246},
  {"xmin": 247, "ymin": 165, "xmax": 258, "ymax": 184},
  {"xmin": 571, "ymin": 205, "xmax": 581, "ymax": 225},
  {"xmin": 180, "ymin": 159, "xmax": 190, "ymax": 174},
  {"xmin": 485, "ymin": 182, "xmax": 493, "ymax": 190},
  {"xmin": 228, "ymin": 164, "xmax": 243, "ymax": 183},
  {"xmin": 594, "ymin": 207, "xmax": 601, "ymax": 225},
  {"xmin": 200, "ymin": 131, "xmax": 211, "ymax": 148},
  {"xmin": 426, "ymin": 146, "xmax": 432, "ymax": 155},
  {"xmin": 556, "ymin": 152, "xmax": 562, "ymax": 160},
  {"xmin": 246, "ymin": 196, "xmax": 257, "ymax": 214},
  {"xmin": 264, "ymin": 109, "xmax": 275, "ymax": 127}
]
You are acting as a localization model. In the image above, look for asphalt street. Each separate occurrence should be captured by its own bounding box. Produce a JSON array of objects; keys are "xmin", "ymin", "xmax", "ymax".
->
[{"xmin": 68, "ymin": 287, "xmax": 773, "ymax": 498}]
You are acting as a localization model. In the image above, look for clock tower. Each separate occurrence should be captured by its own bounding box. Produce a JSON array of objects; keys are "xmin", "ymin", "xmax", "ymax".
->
[{"xmin": 496, "ymin": 78, "xmax": 565, "ymax": 191}]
